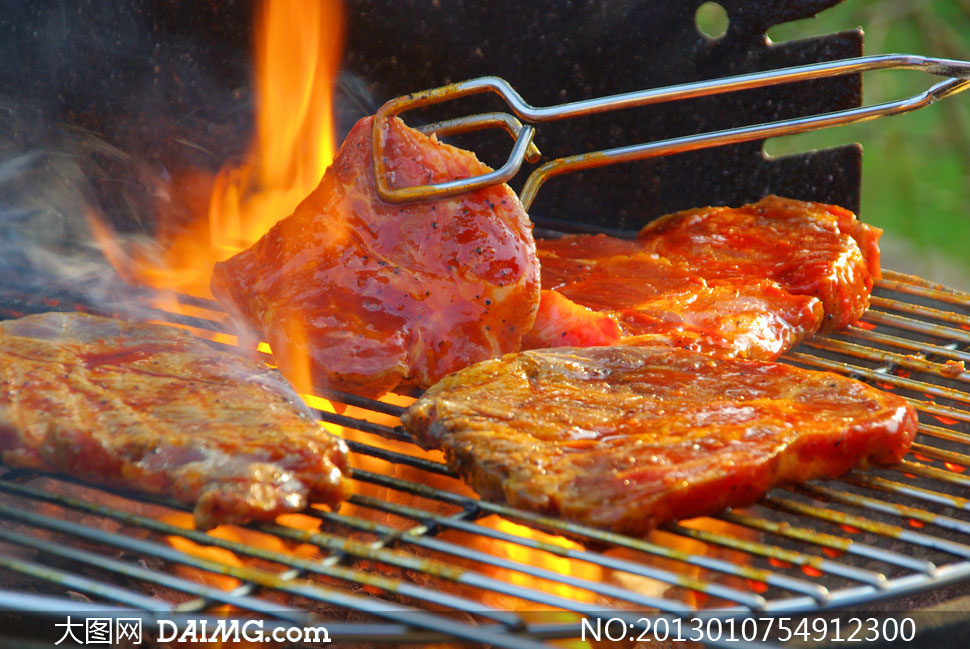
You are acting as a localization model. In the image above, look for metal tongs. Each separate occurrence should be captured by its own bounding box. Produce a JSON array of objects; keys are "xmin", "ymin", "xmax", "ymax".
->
[{"xmin": 372, "ymin": 54, "xmax": 970, "ymax": 211}]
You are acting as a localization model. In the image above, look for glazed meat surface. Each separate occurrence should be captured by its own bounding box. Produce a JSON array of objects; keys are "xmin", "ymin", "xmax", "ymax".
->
[
  {"xmin": 403, "ymin": 346, "xmax": 916, "ymax": 535},
  {"xmin": 535, "ymin": 247, "xmax": 824, "ymax": 359},
  {"xmin": 211, "ymin": 115, "xmax": 540, "ymax": 397},
  {"xmin": 529, "ymin": 196, "xmax": 880, "ymax": 358},
  {"xmin": 638, "ymin": 195, "xmax": 881, "ymax": 331},
  {"xmin": 0, "ymin": 312, "xmax": 350, "ymax": 530}
]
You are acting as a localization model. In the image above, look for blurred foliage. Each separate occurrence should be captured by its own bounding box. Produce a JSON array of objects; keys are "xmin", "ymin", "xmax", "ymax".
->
[{"xmin": 765, "ymin": 0, "xmax": 970, "ymax": 288}]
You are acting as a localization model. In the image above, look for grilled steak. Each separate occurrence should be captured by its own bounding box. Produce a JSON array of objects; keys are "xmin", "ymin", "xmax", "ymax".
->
[
  {"xmin": 522, "ymin": 289, "xmax": 623, "ymax": 349},
  {"xmin": 211, "ymin": 115, "xmax": 540, "ymax": 398},
  {"xmin": 0, "ymin": 312, "xmax": 350, "ymax": 530},
  {"xmin": 638, "ymin": 195, "xmax": 880, "ymax": 331},
  {"xmin": 402, "ymin": 346, "xmax": 916, "ymax": 535},
  {"xmin": 531, "ymin": 253, "xmax": 824, "ymax": 359},
  {"xmin": 528, "ymin": 196, "xmax": 880, "ymax": 358}
]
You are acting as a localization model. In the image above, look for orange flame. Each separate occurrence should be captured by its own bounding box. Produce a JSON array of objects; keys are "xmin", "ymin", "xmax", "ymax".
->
[
  {"xmin": 90, "ymin": 0, "xmax": 344, "ymax": 299},
  {"xmin": 206, "ymin": 0, "xmax": 344, "ymax": 275}
]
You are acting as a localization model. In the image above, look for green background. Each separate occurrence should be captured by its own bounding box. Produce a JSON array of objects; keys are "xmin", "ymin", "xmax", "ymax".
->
[{"xmin": 766, "ymin": 0, "xmax": 970, "ymax": 290}]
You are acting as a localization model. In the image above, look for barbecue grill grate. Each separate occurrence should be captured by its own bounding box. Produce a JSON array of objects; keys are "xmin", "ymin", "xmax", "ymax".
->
[{"xmin": 2, "ymin": 265, "xmax": 970, "ymax": 647}]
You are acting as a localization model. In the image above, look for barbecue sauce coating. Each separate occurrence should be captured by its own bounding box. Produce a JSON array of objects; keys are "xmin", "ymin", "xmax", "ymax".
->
[
  {"xmin": 403, "ymin": 346, "xmax": 917, "ymax": 536},
  {"xmin": 521, "ymin": 289, "xmax": 622, "ymax": 349},
  {"xmin": 530, "ymin": 196, "xmax": 881, "ymax": 358},
  {"xmin": 0, "ymin": 312, "xmax": 350, "ymax": 531},
  {"xmin": 210, "ymin": 116, "xmax": 539, "ymax": 397},
  {"xmin": 639, "ymin": 195, "xmax": 880, "ymax": 332}
]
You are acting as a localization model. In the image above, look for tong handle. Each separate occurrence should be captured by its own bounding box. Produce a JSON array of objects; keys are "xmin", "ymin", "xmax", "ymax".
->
[{"xmin": 372, "ymin": 54, "xmax": 970, "ymax": 210}]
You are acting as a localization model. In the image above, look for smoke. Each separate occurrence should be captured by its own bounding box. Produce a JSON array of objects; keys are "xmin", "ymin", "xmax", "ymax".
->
[
  {"xmin": 0, "ymin": 98, "xmax": 116, "ymax": 296},
  {"xmin": 0, "ymin": 1, "xmax": 376, "ymax": 315},
  {"xmin": 0, "ymin": 95, "xmax": 183, "ymax": 311},
  {"xmin": 0, "ymin": 1, "xmax": 255, "ymax": 311}
]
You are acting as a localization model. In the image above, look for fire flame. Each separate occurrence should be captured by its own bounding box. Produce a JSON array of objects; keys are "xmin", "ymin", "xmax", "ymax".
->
[
  {"xmin": 205, "ymin": 0, "xmax": 344, "ymax": 278},
  {"xmin": 90, "ymin": 0, "xmax": 343, "ymax": 298}
]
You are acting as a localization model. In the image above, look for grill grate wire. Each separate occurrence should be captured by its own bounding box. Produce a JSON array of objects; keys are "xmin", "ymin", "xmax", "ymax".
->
[{"xmin": 1, "ymin": 269, "xmax": 970, "ymax": 646}]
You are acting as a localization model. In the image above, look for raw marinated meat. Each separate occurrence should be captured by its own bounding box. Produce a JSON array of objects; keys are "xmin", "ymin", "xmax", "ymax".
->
[
  {"xmin": 211, "ymin": 115, "xmax": 540, "ymax": 397},
  {"xmin": 0, "ymin": 312, "xmax": 350, "ymax": 530},
  {"xmin": 529, "ymin": 196, "xmax": 880, "ymax": 357},
  {"xmin": 535, "ymin": 242, "xmax": 824, "ymax": 359},
  {"xmin": 638, "ymin": 195, "xmax": 881, "ymax": 332},
  {"xmin": 520, "ymin": 290, "xmax": 622, "ymax": 349},
  {"xmin": 402, "ymin": 346, "xmax": 916, "ymax": 535}
]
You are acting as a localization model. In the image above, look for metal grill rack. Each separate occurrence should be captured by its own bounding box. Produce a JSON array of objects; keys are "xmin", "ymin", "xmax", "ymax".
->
[{"xmin": 1, "ymin": 266, "xmax": 970, "ymax": 647}]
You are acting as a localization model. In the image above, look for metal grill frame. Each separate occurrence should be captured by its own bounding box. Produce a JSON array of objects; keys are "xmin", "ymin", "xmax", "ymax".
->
[{"xmin": 2, "ymin": 264, "xmax": 970, "ymax": 647}]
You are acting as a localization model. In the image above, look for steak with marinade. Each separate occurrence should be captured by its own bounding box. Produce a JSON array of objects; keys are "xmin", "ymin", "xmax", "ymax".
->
[
  {"xmin": 0, "ymin": 312, "xmax": 350, "ymax": 530},
  {"xmin": 402, "ymin": 346, "xmax": 916, "ymax": 535},
  {"xmin": 528, "ymin": 196, "xmax": 881, "ymax": 358},
  {"xmin": 637, "ymin": 195, "xmax": 880, "ymax": 332},
  {"xmin": 211, "ymin": 115, "xmax": 540, "ymax": 398}
]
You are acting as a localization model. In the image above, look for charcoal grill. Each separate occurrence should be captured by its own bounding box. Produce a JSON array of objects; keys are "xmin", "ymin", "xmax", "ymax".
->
[
  {"xmin": 2, "ymin": 1, "xmax": 970, "ymax": 647},
  {"xmin": 2, "ymin": 262, "xmax": 970, "ymax": 647}
]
